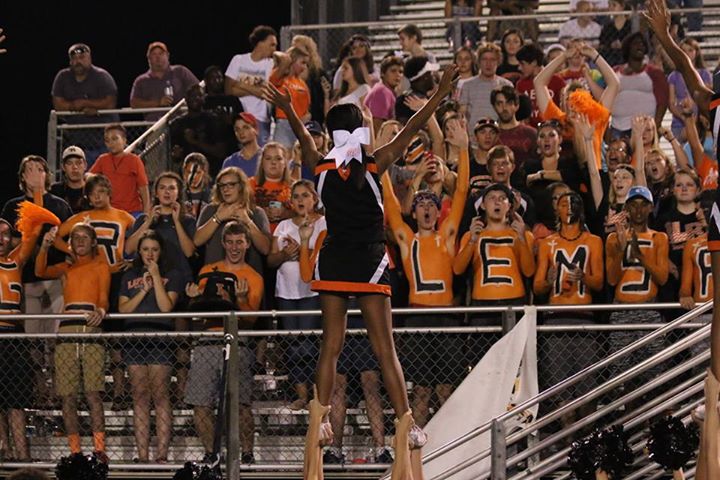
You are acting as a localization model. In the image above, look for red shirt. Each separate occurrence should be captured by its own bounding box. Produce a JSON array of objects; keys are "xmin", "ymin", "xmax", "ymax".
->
[
  {"xmin": 89, "ymin": 152, "xmax": 149, "ymax": 213},
  {"xmin": 516, "ymin": 74, "xmax": 566, "ymax": 127}
]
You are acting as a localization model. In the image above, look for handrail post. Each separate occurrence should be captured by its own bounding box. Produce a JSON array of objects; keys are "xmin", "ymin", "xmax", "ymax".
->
[
  {"xmin": 491, "ymin": 419, "xmax": 507, "ymax": 479},
  {"xmin": 280, "ymin": 26, "xmax": 293, "ymax": 51},
  {"xmin": 453, "ymin": 16, "xmax": 462, "ymax": 50},
  {"xmin": 226, "ymin": 312, "xmax": 240, "ymax": 480},
  {"xmin": 501, "ymin": 307, "xmax": 517, "ymax": 335},
  {"xmin": 47, "ymin": 111, "xmax": 59, "ymax": 177}
]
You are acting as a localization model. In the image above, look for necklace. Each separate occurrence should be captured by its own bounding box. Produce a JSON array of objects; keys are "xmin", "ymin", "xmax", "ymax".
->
[{"xmin": 559, "ymin": 228, "xmax": 583, "ymax": 242}]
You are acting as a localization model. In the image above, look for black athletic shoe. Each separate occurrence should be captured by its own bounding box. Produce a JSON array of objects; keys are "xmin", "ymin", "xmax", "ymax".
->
[{"xmin": 323, "ymin": 447, "xmax": 345, "ymax": 464}]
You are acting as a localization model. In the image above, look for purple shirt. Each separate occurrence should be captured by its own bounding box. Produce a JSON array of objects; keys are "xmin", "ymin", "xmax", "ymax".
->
[
  {"xmin": 668, "ymin": 68, "xmax": 711, "ymax": 129},
  {"xmin": 364, "ymin": 82, "xmax": 396, "ymax": 121},
  {"xmin": 130, "ymin": 65, "xmax": 200, "ymax": 120}
]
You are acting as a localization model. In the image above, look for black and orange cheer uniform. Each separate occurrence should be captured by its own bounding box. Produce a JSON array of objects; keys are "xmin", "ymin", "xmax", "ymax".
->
[{"xmin": 312, "ymin": 154, "xmax": 391, "ymax": 295}]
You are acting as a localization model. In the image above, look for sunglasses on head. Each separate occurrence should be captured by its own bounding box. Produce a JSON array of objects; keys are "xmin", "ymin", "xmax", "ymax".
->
[{"xmin": 537, "ymin": 119, "xmax": 561, "ymax": 129}]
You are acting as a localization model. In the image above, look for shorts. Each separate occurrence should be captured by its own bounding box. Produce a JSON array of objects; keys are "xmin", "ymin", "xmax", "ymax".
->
[
  {"xmin": 185, "ymin": 342, "xmax": 254, "ymax": 407},
  {"xmin": 401, "ymin": 315, "xmax": 465, "ymax": 387},
  {"xmin": 312, "ymin": 241, "xmax": 391, "ymax": 296},
  {"xmin": 337, "ymin": 316, "xmax": 379, "ymax": 375},
  {"xmin": 0, "ymin": 330, "xmax": 34, "ymax": 409},
  {"xmin": 123, "ymin": 338, "xmax": 175, "ymax": 366},
  {"xmin": 55, "ymin": 326, "xmax": 106, "ymax": 397}
]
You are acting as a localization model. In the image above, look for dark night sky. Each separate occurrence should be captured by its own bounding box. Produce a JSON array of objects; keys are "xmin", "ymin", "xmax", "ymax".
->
[{"xmin": 0, "ymin": 2, "xmax": 291, "ymax": 200}]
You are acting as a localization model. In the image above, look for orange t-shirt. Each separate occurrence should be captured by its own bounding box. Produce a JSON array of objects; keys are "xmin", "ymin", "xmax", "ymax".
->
[
  {"xmin": 534, "ymin": 231, "xmax": 604, "ymax": 305},
  {"xmin": 35, "ymin": 251, "xmax": 110, "ymax": 313},
  {"xmin": 455, "ymin": 228, "xmax": 536, "ymax": 301},
  {"xmin": 55, "ymin": 207, "xmax": 135, "ymax": 273},
  {"xmin": 680, "ymin": 234, "xmax": 713, "ymax": 303},
  {"xmin": 89, "ymin": 152, "xmax": 149, "ymax": 213},
  {"xmin": 249, "ymin": 177, "xmax": 291, "ymax": 232},
  {"xmin": 270, "ymin": 73, "xmax": 310, "ymax": 120},
  {"xmin": 696, "ymin": 153, "xmax": 719, "ymax": 190},
  {"xmin": 606, "ymin": 229, "xmax": 669, "ymax": 303}
]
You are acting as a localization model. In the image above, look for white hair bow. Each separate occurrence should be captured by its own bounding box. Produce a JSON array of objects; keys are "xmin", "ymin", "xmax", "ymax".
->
[{"xmin": 326, "ymin": 127, "xmax": 370, "ymax": 169}]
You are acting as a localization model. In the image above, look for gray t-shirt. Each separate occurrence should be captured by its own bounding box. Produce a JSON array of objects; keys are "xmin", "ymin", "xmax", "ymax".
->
[
  {"xmin": 196, "ymin": 204, "xmax": 270, "ymax": 275},
  {"xmin": 51, "ymin": 65, "xmax": 119, "ymax": 123},
  {"xmin": 130, "ymin": 65, "xmax": 200, "ymax": 121},
  {"xmin": 458, "ymin": 75, "xmax": 513, "ymax": 134}
]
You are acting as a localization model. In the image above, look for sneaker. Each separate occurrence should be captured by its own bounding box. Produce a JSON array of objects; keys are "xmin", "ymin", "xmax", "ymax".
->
[
  {"xmin": 323, "ymin": 446, "xmax": 345, "ymax": 464},
  {"xmin": 373, "ymin": 447, "xmax": 394, "ymax": 464},
  {"xmin": 408, "ymin": 424, "xmax": 428, "ymax": 450},
  {"xmin": 241, "ymin": 452, "xmax": 256, "ymax": 464},
  {"xmin": 93, "ymin": 450, "xmax": 109, "ymax": 464}
]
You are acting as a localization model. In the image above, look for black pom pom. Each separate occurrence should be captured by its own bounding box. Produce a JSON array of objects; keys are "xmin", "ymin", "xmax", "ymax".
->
[
  {"xmin": 569, "ymin": 435, "xmax": 603, "ymax": 480},
  {"xmin": 198, "ymin": 464, "xmax": 223, "ymax": 480},
  {"xmin": 174, "ymin": 461, "xmax": 203, "ymax": 480},
  {"xmin": 596, "ymin": 425, "xmax": 633, "ymax": 478},
  {"xmin": 647, "ymin": 415, "xmax": 700, "ymax": 470},
  {"xmin": 55, "ymin": 452, "xmax": 109, "ymax": 480},
  {"xmin": 568, "ymin": 425, "xmax": 633, "ymax": 479}
]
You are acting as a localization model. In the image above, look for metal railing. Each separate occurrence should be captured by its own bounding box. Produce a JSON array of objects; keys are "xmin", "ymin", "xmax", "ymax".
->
[
  {"xmin": 0, "ymin": 302, "xmax": 708, "ymax": 480},
  {"xmin": 417, "ymin": 301, "xmax": 712, "ymax": 480},
  {"xmin": 279, "ymin": 7, "xmax": 716, "ymax": 71}
]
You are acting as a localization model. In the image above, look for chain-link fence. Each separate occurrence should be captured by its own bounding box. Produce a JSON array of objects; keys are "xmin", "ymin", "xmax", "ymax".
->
[
  {"xmin": 47, "ymin": 108, "xmax": 179, "ymax": 182},
  {"xmin": 0, "ymin": 305, "xmax": 709, "ymax": 474}
]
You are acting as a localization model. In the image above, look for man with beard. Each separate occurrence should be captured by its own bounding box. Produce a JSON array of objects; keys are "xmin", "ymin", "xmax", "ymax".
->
[
  {"xmin": 51, "ymin": 146, "xmax": 89, "ymax": 214},
  {"xmin": 51, "ymin": 43, "xmax": 118, "ymax": 165},
  {"xmin": 491, "ymin": 85, "xmax": 537, "ymax": 189},
  {"xmin": 534, "ymin": 192, "xmax": 604, "ymax": 413}
]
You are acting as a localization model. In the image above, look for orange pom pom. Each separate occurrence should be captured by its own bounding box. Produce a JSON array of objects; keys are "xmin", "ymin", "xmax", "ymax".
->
[
  {"xmin": 16, "ymin": 201, "xmax": 61, "ymax": 242},
  {"xmin": 568, "ymin": 90, "xmax": 610, "ymax": 126}
]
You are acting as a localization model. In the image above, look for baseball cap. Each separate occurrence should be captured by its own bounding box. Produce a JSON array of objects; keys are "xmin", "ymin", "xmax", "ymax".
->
[
  {"xmin": 62, "ymin": 146, "xmax": 86, "ymax": 162},
  {"xmin": 236, "ymin": 112, "xmax": 258, "ymax": 130},
  {"xmin": 305, "ymin": 121, "xmax": 324, "ymax": 136},
  {"xmin": 68, "ymin": 43, "xmax": 91, "ymax": 57},
  {"xmin": 626, "ymin": 185, "xmax": 653, "ymax": 204},
  {"xmin": 404, "ymin": 56, "xmax": 440, "ymax": 82},
  {"xmin": 147, "ymin": 41, "xmax": 169, "ymax": 56},
  {"xmin": 474, "ymin": 117, "xmax": 499, "ymax": 133}
]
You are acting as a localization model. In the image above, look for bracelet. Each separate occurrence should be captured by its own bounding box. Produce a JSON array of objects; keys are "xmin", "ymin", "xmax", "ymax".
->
[
  {"xmin": 593, "ymin": 53, "xmax": 600, "ymax": 63},
  {"xmin": 212, "ymin": 215, "xmax": 221, "ymax": 225},
  {"xmin": 667, "ymin": 137, "xmax": 676, "ymax": 142}
]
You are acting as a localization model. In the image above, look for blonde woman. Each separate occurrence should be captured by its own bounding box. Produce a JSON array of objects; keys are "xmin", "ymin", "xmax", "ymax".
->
[{"xmin": 292, "ymin": 34, "xmax": 331, "ymax": 124}]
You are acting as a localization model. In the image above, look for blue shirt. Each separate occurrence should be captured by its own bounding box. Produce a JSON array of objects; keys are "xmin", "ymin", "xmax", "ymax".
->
[{"xmin": 222, "ymin": 150, "xmax": 260, "ymax": 177}]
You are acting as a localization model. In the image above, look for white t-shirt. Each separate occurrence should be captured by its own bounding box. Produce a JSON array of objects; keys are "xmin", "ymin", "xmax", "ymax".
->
[
  {"xmin": 337, "ymin": 84, "xmax": 372, "ymax": 108},
  {"xmin": 558, "ymin": 19, "xmax": 602, "ymax": 46},
  {"xmin": 274, "ymin": 216, "xmax": 327, "ymax": 299},
  {"xmin": 225, "ymin": 53, "xmax": 273, "ymax": 122}
]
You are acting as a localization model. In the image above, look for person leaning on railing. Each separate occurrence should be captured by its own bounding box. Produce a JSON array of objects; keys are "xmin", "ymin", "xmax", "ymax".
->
[
  {"xmin": 185, "ymin": 221, "xmax": 264, "ymax": 465},
  {"xmin": 36, "ymin": 223, "xmax": 111, "ymax": 463}
]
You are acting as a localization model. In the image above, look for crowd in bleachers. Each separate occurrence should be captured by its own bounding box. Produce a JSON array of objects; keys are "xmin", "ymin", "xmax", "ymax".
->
[{"xmin": 0, "ymin": 0, "xmax": 717, "ymax": 466}]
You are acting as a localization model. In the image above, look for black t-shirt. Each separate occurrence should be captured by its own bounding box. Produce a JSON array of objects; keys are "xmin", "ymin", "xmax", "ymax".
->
[
  {"xmin": 50, "ymin": 181, "xmax": 88, "ymax": 214},
  {"xmin": 524, "ymin": 155, "xmax": 583, "ymax": 205},
  {"xmin": 0, "ymin": 193, "xmax": 73, "ymax": 283},
  {"xmin": 203, "ymin": 95, "xmax": 244, "ymax": 124},
  {"xmin": 654, "ymin": 207, "xmax": 705, "ymax": 276},
  {"xmin": 169, "ymin": 111, "xmax": 234, "ymax": 177}
]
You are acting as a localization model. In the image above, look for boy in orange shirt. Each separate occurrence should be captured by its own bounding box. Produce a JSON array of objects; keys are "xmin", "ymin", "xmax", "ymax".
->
[
  {"xmin": 185, "ymin": 221, "xmax": 263, "ymax": 464},
  {"xmin": 36, "ymin": 223, "xmax": 111, "ymax": 462},
  {"xmin": 89, "ymin": 124, "xmax": 151, "ymax": 216},
  {"xmin": 605, "ymin": 185, "xmax": 669, "ymax": 391}
]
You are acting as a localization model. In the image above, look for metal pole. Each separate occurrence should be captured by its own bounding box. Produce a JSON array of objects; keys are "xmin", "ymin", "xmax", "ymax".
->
[
  {"xmin": 47, "ymin": 111, "xmax": 59, "ymax": 177},
  {"xmin": 453, "ymin": 17, "xmax": 463, "ymax": 51},
  {"xmin": 491, "ymin": 419, "xmax": 507, "ymax": 480},
  {"xmin": 318, "ymin": 0, "xmax": 329, "ymax": 71},
  {"xmin": 501, "ymin": 307, "xmax": 517, "ymax": 335},
  {"xmin": 280, "ymin": 26, "xmax": 293, "ymax": 52},
  {"xmin": 291, "ymin": 0, "xmax": 302, "ymax": 25},
  {"xmin": 226, "ymin": 312, "xmax": 240, "ymax": 480}
]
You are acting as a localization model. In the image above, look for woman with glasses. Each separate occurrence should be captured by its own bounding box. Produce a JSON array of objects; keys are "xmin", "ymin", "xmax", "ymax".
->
[{"xmin": 194, "ymin": 167, "xmax": 271, "ymax": 275}]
